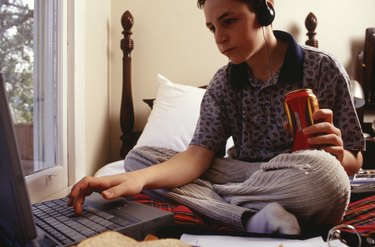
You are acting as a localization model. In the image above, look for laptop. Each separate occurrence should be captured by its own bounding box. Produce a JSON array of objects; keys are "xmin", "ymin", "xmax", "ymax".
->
[{"xmin": 0, "ymin": 73, "xmax": 174, "ymax": 246}]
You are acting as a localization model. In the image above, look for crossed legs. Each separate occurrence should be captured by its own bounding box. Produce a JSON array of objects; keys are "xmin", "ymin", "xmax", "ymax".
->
[{"xmin": 124, "ymin": 147, "xmax": 350, "ymax": 234}]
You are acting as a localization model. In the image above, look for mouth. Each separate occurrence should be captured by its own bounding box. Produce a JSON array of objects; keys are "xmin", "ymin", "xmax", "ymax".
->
[{"xmin": 221, "ymin": 47, "xmax": 236, "ymax": 55}]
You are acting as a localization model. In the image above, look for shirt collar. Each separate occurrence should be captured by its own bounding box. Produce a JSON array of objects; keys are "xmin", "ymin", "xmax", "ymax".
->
[
  {"xmin": 229, "ymin": 30, "xmax": 304, "ymax": 89},
  {"xmin": 275, "ymin": 30, "xmax": 304, "ymax": 85}
]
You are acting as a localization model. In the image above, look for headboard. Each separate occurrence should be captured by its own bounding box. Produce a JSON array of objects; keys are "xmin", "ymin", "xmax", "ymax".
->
[{"xmin": 119, "ymin": 10, "xmax": 319, "ymax": 158}]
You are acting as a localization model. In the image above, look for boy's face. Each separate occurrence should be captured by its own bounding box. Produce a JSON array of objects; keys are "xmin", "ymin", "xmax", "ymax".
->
[{"xmin": 203, "ymin": 0, "xmax": 264, "ymax": 64}]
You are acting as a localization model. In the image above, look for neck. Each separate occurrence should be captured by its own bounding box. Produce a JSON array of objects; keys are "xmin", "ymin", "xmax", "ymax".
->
[{"xmin": 247, "ymin": 28, "xmax": 287, "ymax": 82}]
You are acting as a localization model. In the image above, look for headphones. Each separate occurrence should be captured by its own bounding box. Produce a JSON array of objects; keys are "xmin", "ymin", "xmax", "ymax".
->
[{"xmin": 255, "ymin": 0, "xmax": 275, "ymax": 26}]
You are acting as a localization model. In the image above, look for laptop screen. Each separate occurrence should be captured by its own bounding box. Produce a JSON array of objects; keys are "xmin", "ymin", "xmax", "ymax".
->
[{"xmin": 0, "ymin": 73, "xmax": 37, "ymax": 245}]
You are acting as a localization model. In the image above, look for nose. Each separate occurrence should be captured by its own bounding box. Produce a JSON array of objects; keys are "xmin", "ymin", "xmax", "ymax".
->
[{"xmin": 214, "ymin": 29, "xmax": 227, "ymax": 44}]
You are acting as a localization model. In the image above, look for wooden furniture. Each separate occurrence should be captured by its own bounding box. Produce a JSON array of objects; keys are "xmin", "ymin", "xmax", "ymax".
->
[
  {"xmin": 361, "ymin": 122, "xmax": 375, "ymax": 169},
  {"xmin": 119, "ymin": 10, "xmax": 140, "ymax": 158},
  {"xmin": 363, "ymin": 28, "xmax": 375, "ymax": 109},
  {"xmin": 355, "ymin": 28, "xmax": 375, "ymax": 169},
  {"xmin": 305, "ymin": 12, "xmax": 318, "ymax": 48}
]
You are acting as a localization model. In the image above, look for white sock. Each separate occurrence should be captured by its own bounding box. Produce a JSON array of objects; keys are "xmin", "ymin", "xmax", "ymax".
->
[{"xmin": 245, "ymin": 202, "xmax": 301, "ymax": 235}]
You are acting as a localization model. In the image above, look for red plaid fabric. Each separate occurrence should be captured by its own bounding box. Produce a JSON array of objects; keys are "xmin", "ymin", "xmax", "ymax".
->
[
  {"xmin": 341, "ymin": 195, "xmax": 375, "ymax": 236},
  {"xmin": 130, "ymin": 193, "xmax": 375, "ymax": 236},
  {"xmin": 129, "ymin": 193, "xmax": 206, "ymax": 226},
  {"xmin": 128, "ymin": 193, "xmax": 234, "ymax": 232}
]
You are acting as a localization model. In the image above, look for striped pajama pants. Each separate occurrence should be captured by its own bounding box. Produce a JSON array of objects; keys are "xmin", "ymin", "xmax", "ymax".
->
[{"xmin": 124, "ymin": 146, "xmax": 351, "ymax": 231}]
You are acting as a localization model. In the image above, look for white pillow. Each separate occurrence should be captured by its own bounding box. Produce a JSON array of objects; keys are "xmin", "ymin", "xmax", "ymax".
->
[{"xmin": 134, "ymin": 74, "xmax": 205, "ymax": 152}]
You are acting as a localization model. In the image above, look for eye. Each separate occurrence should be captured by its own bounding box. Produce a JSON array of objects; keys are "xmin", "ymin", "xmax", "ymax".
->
[
  {"xmin": 207, "ymin": 25, "xmax": 216, "ymax": 33},
  {"xmin": 222, "ymin": 18, "xmax": 237, "ymax": 27}
]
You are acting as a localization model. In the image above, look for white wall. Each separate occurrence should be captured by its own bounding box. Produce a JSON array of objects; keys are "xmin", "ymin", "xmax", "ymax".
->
[
  {"xmin": 273, "ymin": 0, "xmax": 375, "ymax": 77},
  {"xmin": 71, "ymin": 0, "xmax": 111, "ymax": 178},
  {"xmin": 84, "ymin": 1, "xmax": 112, "ymax": 175},
  {"xmin": 108, "ymin": 0, "xmax": 375, "ymax": 162}
]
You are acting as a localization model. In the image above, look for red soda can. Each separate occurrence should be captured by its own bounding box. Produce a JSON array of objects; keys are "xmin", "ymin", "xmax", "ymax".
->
[{"xmin": 284, "ymin": 88, "xmax": 319, "ymax": 151}]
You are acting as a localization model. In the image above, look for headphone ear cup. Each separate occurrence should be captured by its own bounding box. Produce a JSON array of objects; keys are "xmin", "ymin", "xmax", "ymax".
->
[{"xmin": 256, "ymin": 0, "xmax": 275, "ymax": 26}]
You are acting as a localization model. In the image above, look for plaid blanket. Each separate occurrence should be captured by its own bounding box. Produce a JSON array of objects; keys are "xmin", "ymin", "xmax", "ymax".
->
[
  {"xmin": 129, "ymin": 193, "xmax": 375, "ymax": 237},
  {"xmin": 341, "ymin": 194, "xmax": 375, "ymax": 236},
  {"xmin": 129, "ymin": 193, "xmax": 205, "ymax": 226}
]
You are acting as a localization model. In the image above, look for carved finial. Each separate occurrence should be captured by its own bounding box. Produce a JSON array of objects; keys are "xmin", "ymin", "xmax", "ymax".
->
[
  {"xmin": 121, "ymin": 10, "xmax": 134, "ymax": 57},
  {"xmin": 121, "ymin": 10, "xmax": 134, "ymax": 31},
  {"xmin": 305, "ymin": 12, "xmax": 318, "ymax": 48}
]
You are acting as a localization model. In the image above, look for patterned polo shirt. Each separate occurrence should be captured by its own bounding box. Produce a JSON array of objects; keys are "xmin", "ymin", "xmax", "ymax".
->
[{"xmin": 190, "ymin": 31, "xmax": 365, "ymax": 162}]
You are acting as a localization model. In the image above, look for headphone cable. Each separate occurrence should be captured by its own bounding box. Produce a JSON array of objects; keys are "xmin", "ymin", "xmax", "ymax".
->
[
  {"xmin": 262, "ymin": 26, "xmax": 290, "ymax": 147},
  {"xmin": 262, "ymin": 26, "xmax": 273, "ymax": 79}
]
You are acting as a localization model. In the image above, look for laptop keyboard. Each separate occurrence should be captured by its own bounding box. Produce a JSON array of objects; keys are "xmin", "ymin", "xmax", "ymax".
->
[{"xmin": 32, "ymin": 197, "xmax": 132, "ymax": 245}]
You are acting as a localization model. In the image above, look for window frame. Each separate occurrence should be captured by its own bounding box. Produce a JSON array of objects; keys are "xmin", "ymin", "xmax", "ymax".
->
[{"xmin": 25, "ymin": 0, "xmax": 68, "ymax": 203}]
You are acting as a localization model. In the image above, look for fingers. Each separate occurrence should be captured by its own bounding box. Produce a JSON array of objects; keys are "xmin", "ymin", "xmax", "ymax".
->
[
  {"xmin": 306, "ymin": 131, "xmax": 343, "ymax": 147},
  {"xmin": 320, "ymin": 146, "xmax": 345, "ymax": 162},
  {"xmin": 304, "ymin": 121, "xmax": 342, "ymax": 146},
  {"xmin": 302, "ymin": 109, "xmax": 344, "ymax": 160},
  {"xmin": 67, "ymin": 176, "xmax": 114, "ymax": 215},
  {"xmin": 101, "ymin": 185, "xmax": 130, "ymax": 199},
  {"xmin": 67, "ymin": 173, "xmax": 144, "ymax": 215},
  {"xmin": 312, "ymin": 109, "xmax": 333, "ymax": 124},
  {"xmin": 294, "ymin": 108, "xmax": 345, "ymax": 163},
  {"xmin": 101, "ymin": 185, "xmax": 126, "ymax": 199},
  {"xmin": 303, "ymin": 121, "xmax": 344, "ymax": 161},
  {"xmin": 303, "ymin": 121, "xmax": 341, "ymax": 138}
]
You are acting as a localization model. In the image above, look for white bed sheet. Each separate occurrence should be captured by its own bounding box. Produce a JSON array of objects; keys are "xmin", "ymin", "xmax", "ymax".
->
[
  {"xmin": 94, "ymin": 160, "xmax": 126, "ymax": 177},
  {"xmin": 180, "ymin": 234, "xmax": 327, "ymax": 247}
]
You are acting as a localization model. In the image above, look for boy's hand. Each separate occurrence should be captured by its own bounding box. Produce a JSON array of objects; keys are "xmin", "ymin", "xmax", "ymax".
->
[
  {"xmin": 302, "ymin": 109, "xmax": 344, "ymax": 162},
  {"xmin": 67, "ymin": 172, "xmax": 144, "ymax": 215}
]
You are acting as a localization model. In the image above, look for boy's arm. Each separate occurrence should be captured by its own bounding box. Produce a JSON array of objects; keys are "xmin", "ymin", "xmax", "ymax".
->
[{"xmin": 67, "ymin": 145, "xmax": 214, "ymax": 215}]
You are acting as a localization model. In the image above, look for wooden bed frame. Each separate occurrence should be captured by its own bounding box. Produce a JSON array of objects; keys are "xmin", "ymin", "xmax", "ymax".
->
[{"xmin": 119, "ymin": 10, "xmax": 319, "ymax": 158}]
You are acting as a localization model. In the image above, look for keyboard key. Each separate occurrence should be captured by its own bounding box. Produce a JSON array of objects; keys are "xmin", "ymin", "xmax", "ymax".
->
[{"xmin": 32, "ymin": 198, "xmax": 130, "ymax": 245}]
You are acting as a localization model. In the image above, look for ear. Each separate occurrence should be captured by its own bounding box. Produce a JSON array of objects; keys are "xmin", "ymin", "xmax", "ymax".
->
[{"xmin": 256, "ymin": 0, "xmax": 275, "ymax": 26}]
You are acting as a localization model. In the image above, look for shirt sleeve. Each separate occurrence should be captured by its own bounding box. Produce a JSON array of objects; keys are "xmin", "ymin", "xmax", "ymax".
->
[
  {"xmin": 311, "ymin": 53, "xmax": 365, "ymax": 152},
  {"xmin": 190, "ymin": 67, "xmax": 231, "ymax": 154}
]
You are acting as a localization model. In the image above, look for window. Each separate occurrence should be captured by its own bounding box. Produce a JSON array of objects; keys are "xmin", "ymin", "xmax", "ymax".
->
[{"xmin": 0, "ymin": 0, "xmax": 68, "ymax": 203}]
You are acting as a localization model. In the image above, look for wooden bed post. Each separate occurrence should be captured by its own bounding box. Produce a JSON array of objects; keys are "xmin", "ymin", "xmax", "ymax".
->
[
  {"xmin": 305, "ymin": 12, "xmax": 318, "ymax": 48},
  {"xmin": 120, "ymin": 10, "xmax": 136, "ymax": 158}
]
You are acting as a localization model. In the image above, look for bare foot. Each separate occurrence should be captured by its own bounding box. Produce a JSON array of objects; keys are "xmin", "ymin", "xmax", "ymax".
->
[{"xmin": 245, "ymin": 202, "xmax": 301, "ymax": 235}]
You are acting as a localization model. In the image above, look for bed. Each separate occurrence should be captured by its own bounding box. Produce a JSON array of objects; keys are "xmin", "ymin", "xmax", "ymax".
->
[{"xmin": 96, "ymin": 9, "xmax": 375, "ymax": 244}]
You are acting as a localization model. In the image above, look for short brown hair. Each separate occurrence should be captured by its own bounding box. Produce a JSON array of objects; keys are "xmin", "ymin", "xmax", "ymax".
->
[{"xmin": 197, "ymin": 0, "xmax": 274, "ymax": 10}]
